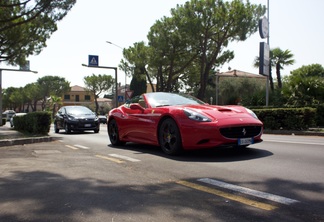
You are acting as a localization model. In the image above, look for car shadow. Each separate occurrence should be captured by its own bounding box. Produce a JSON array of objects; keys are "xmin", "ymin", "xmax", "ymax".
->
[{"xmin": 107, "ymin": 143, "xmax": 273, "ymax": 163}]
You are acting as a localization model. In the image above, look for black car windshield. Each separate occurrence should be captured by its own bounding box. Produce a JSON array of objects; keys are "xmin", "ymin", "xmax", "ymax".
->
[
  {"xmin": 65, "ymin": 106, "xmax": 93, "ymax": 115},
  {"xmin": 145, "ymin": 92, "xmax": 206, "ymax": 108}
]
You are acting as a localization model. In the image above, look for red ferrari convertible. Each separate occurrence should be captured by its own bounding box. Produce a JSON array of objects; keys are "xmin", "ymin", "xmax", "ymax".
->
[{"xmin": 108, "ymin": 92, "xmax": 263, "ymax": 155}]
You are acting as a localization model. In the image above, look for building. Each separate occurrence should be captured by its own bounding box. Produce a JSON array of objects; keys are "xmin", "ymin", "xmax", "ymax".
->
[{"xmin": 62, "ymin": 85, "xmax": 112, "ymax": 109}]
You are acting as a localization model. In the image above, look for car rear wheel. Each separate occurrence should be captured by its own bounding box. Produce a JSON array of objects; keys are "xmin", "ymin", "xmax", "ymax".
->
[
  {"xmin": 64, "ymin": 122, "xmax": 71, "ymax": 134},
  {"xmin": 158, "ymin": 118, "xmax": 182, "ymax": 155},
  {"xmin": 108, "ymin": 119, "xmax": 125, "ymax": 146}
]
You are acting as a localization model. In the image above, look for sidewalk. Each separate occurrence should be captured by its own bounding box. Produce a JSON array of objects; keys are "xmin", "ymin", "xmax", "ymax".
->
[{"xmin": 0, "ymin": 124, "xmax": 56, "ymax": 147}]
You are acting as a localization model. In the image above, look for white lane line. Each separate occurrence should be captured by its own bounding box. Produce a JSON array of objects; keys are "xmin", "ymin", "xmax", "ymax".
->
[
  {"xmin": 74, "ymin": 144, "xmax": 90, "ymax": 149},
  {"xmin": 263, "ymin": 139, "xmax": 324, "ymax": 146},
  {"xmin": 65, "ymin": 145, "xmax": 78, "ymax": 150},
  {"xmin": 198, "ymin": 178, "xmax": 300, "ymax": 205},
  {"xmin": 109, "ymin": 154, "xmax": 141, "ymax": 162}
]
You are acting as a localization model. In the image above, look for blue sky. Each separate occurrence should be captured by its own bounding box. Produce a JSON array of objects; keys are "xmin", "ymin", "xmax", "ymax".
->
[{"xmin": 2, "ymin": 0, "xmax": 323, "ymax": 89}]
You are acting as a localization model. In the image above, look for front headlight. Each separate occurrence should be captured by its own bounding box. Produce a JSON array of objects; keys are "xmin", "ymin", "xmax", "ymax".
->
[
  {"xmin": 245, "ymin": 108, "xmax": 258, "ymax": 119},
  {"xmin": 184, "ymin": 108, "xmax": 211, "ymax": 122}
]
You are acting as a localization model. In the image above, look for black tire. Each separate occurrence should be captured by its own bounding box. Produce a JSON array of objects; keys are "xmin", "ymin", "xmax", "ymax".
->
[
  {"xmin": 64, "ymin": 122, "xmax": 71, "ymax": 134},
  {"xmin": 94, "ymin": 128, "xmax": 99, "ymax": 133},
  {"xmin": 54, "ymin": 122, "xmax": 59, "ymax": 133},
  {"xmin": 158, "ymin": 118, "xmax": 182, "ymax": 155},
  {"xmin": 108, "ymin": 119, "xmax": 125, "ymax": 146}
]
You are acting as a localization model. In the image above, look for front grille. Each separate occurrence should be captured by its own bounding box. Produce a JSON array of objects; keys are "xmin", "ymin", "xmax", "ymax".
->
[{"xmin": 220, "ymin": 126, "xmax": 262, "ymax": 138}]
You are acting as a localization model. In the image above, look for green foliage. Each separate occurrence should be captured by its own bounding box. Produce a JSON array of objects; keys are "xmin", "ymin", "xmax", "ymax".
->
[
  {"xmin": 0, "ymin": 0, "xmax": 76, "ymax": 66},
  {"xmin": 282, "ymin": 64, "xmax": 324, "ymax": 106},
  {"xmin": 84, "ymin": 74, "xmax": 114, "ymax": 114},
  {"xmin": 130, "ymin": 71, "xmax": 147, "ymax": 97},
  {"xmin": 14, "ymin": 112, "xmax": 51, "ymax": 135},
  {"xmin": 121, "ymin": 0, "xmax": 266, "ymax": 98},
  {"xmin": 253, "ymin": 107, "xmax": 316, "ymax": 130}
]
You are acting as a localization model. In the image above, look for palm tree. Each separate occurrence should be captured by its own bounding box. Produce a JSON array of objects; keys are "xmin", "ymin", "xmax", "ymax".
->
[
  {"xmin": 254, "ymin": 48, "xmax": 295, "ymax": 90},
  {"xmin": 271, "ymin": 48, "xmax": 295, "ymax": 89}
]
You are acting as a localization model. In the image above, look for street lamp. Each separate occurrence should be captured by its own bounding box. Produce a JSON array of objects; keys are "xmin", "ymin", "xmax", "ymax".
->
[{"xmin": 106, "ymin": 41, "xmax": 127, "ymax": 103}]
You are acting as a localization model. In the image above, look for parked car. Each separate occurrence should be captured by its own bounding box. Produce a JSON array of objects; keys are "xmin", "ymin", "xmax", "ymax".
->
[
  {"xmin": 108, "ymin": 92, "xmax": 263, "ymax": 155},
  {"xmin": 98, "ymin": 115, "xmax": 107, "ymax": 124},
  {"xmin": 2, "ymin": 110, "xmax": 16, "ymax": 122},
  {"xmin": 54, "ymin": 106, "xmax": 100, "ymax": 134},
  {"xmin": 10, "ymin": 113, "xmax": 27, "ymax": 127}
]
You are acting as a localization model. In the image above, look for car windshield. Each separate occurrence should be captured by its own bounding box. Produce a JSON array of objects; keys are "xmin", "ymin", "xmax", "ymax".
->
[
  {"xmin": 65, "ymin": 106, "xmax": 93, "ymax": 115},
  {"xmin": 145, "ymin": 92, "xmax": 206, "ymax": 108}
]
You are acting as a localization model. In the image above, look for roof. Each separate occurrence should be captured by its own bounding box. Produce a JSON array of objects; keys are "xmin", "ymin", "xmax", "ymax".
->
[
  {"xmin": 70, "ymin": 85, "xmax": 86, "ymax": 92},
  {"xmin": 218, "ymin": 69, "xmax": 266, "ymax": 79}
]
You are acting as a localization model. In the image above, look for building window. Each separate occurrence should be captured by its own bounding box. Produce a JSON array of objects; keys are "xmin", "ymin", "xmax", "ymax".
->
[
  {"xmin": 75, "ymin": 95, "xmax": 79, "ymax": 102},
  {"xmin": 85, "ymin": 95, "xmax": 91, "ymax": 101},
  {"xmin": 64, "ymin": 95, "xmax": 70, "ymax": 100}
]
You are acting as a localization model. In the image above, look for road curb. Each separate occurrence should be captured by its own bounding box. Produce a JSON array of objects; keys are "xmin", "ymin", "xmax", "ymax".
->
[{"xmin": 0, "ymin": 136, "xmax": 60, "ymax": 147}]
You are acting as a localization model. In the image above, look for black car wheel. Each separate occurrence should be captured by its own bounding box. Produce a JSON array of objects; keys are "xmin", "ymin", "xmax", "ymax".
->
[
  {"xmin": 158, "ymin": 118, "xmax": 182, "ymax": 155},
  {"xmin": 108, "ymin": 119, "xmax": 125, "ymax": 146},
  {"xmin": 54, "ymin": 122, "xmax": 59, "ymax": 133},
  {"xmin": 94, "ymin": 128, "xmax": 99, "ymax": 133},
  {"xmin": 64, "ymin": 122, "xmax": 71, "ymax": 134}
]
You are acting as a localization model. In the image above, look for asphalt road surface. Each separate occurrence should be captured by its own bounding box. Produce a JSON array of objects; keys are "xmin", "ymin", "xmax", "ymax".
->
[{"xmin": 0, "ymin": 124, "xmax": 323, "ymax": 222}]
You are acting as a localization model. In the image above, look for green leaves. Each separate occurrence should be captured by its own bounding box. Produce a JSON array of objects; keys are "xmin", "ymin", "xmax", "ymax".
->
[{"xmin": 0, "ymin": 0, "xmax": 76, "ymax": 66}]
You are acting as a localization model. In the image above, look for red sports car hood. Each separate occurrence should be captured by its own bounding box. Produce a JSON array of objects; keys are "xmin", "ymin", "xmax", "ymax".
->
[{"xmin": 179, "ymin": 104, "xmax": 259, "ymax": 121}]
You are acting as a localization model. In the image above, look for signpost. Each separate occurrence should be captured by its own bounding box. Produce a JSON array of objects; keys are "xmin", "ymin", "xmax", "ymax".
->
[{"xmin": 82, "ymin": 55, "xmax": 119, "ymax": 108}]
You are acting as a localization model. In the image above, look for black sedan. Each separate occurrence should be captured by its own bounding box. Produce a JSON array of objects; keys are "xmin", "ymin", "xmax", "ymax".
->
[{"xmin": 54, "ymin": 106, "xmax": 100, "ymax": 133}]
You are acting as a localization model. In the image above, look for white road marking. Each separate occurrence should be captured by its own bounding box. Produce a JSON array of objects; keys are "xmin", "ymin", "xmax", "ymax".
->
[
  {"xmin": 198, "ymin": 178, "xmax": 300, "ymax": 205},
  {"xmin": 74, "ymin": 144, "xmax": 90, "ymax": 149},
  {"xmin": 263, "ymin": 139, "xmax": 324, "ymax": 146},
  {"xmin": 109, "ymin": 154, "xmax": 141, "ymax": 162},
  {"xmin": 65, "ymin": 145, "xmax": 78, "ymax": 150}
]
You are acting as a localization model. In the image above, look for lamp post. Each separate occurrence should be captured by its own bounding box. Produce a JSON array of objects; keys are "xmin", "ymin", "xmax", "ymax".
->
[
  {"xmin": 0, "ymin": 68, "xmax": 38, "ymax": 126},
  {"xmin": 106, "ymin": 41, "xmax": 127, "ymax": 103}
]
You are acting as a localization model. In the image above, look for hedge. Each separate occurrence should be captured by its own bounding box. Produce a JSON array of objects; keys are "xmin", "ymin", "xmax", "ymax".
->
[
  {"xmin": 253, "ymin": 107, "xmax": 317, "ymax": 130},
  {"xmin": 13, "ymin": 111, "xmax": 51, "ymax": 135}
]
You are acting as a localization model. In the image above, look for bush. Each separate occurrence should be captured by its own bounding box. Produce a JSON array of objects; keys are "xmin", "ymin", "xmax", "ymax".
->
[
  {"xmin": 253, "ymin": 107, "xmax": 317, "ymax": 130},
  {"xmin": 14, "ymin": 112, "xmax": 51, "ymax": 135}
]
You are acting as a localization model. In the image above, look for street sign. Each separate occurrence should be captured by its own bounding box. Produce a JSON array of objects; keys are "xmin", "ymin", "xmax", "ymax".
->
[
  {"xmin": 88, "ymin": 55, "xmax": 99, "ymax": 67},
  {"xmin": 118, "ymin": 95, "xmax": 124, "ymax": 103},
  {"xmin": 126, "ymin": 90, "xmax": 134, "ymax": 99}
]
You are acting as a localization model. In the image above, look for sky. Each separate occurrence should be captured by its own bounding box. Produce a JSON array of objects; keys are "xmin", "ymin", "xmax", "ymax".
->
[{"xmin": 1, "ymin": 0, "xmax": 324, "ymax": 89}]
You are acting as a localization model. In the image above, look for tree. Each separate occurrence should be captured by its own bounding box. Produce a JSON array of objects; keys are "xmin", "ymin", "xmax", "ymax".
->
[
  {"xmin": 37, "ymin": 76, "xmax": 70, "ymax": 110},
  {"xmin": 271, "ymin": 48, "xmax": 295, "ymax": 89},
  {"xmin": 84, "ymin": 74, "xmax": 114, "ymax": 114},
  {"xmin": 147, "ymin": 0, "xmax": 265, "ymax": 100},
  {"xmin": 0, "ymin": 0, "xmax": 76, "ymax": 66},
  {"xmin": 23, "ymin": 83, "xmax": 43, "ymax": 111},
  {"xmin": 282, "ymin": 64, "xmax": 324, "ymax": 106},
  {"xmin": 254, "ymin": 48, "xmax": 295, "ymax": 90}
]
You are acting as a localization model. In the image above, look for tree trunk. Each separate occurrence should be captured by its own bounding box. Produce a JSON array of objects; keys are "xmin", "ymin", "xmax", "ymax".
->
[{"xmin": 276, "ymin": 63, "xmax": 282, "ymax": 88}]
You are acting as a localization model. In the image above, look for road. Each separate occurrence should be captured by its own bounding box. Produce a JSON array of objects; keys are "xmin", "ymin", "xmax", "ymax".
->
[{"xmin": 0, "ymin": 124, "xmax": 323, "ymax": 221}]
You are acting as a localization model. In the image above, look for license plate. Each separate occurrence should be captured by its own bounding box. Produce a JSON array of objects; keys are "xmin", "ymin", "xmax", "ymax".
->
[
  {"xmin": 238, "ymin": 137, "xmax": 254, "ymax": 145},
  {"xmin": 84, "ymin": 124, "xmax": 91, "ymax": 127}
]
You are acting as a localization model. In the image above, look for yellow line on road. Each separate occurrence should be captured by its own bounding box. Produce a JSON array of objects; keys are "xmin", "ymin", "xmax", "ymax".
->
[
  {"xmin": 95, "ymin": 154, "xmax": 125, "ymax": 163},
  {"xmin": 176, "ymin": 180, "xmax": 277, "ymax": 211},
  {"xmin": 65, "ymin": 145, "xmax": 78, "ymax": 150}
]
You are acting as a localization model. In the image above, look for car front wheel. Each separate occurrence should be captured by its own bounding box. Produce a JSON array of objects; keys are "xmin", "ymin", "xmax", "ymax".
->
[
  {"xmin": 158, "ymin": 118, "xmax": 182, "ymax": 155},
  {"xmin": 54, "ymin": 123, "xmax": 59, "ymax": 133},
  {"xmin": 64, "ymin": 122, "xmax": 71, "ymax": 134}
]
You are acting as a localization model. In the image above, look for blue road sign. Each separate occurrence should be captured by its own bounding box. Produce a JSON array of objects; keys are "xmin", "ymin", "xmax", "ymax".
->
[
  {"xmin": 88, "ymin": 55, "xmax": 99, "ymax": 67},
  {"xmin": 118, "ymin": 95, "xmax": 124, "ymax": 103}
]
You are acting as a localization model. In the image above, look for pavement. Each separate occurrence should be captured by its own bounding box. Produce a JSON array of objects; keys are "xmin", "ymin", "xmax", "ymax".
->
[
  {"xmin": 0, "ymin": 123, "xmax": 57, "ymax": 147},
  {"xmin": 0, "ymin": 123, "xmax": 323, "ymax": 147}
]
